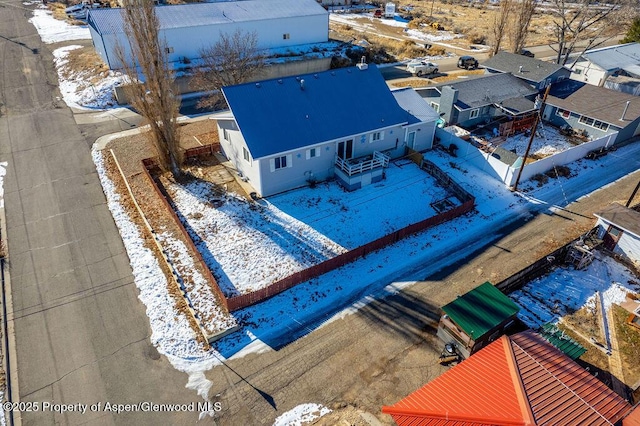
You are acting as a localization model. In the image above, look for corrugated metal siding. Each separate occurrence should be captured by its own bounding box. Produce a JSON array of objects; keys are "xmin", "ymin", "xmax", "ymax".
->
[
  {"xmin": 89, "ymin": 0, "xmax": 327, "ymax": 35},
  {"xmin": 382, "ymin": 337, "xmax": 526, "ymax": 424},
  {"xmin": 511, "ymin": 331, "xmax": 631, "ymax": 426},
  {"xmin": 442, "ymin": 282, "xmax": 520, "ymax": 340}
]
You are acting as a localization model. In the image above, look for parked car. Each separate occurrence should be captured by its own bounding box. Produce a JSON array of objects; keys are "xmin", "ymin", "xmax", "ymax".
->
[
  {"xmin": 457, "ymin": 55, "xmax": 478, "ymax": 70},
  {"xmin": 519, "ymin": 49, "xmax": 535, "ymax": 58},
  {"xmin": 406, "ymin": 60, "xmax": 439, "ymax": 76},
  {"xmin": 373, "ymin": 9, "xmax": 383, "ymax": 18},
  {"xmin": 65, "ymin": 0, "xmax": 101, "ymax": 19}
]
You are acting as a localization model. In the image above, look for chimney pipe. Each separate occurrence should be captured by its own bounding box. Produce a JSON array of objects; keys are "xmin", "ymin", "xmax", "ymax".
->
[
  {"xmin": 620, "ymin": 100, "xmax": 630, "ymax": 121},
  {"xmin": 300, "ymin": 79, "xmax": 305, "ymax": 90},
  {"xmin": 518, "ymin": 65, "xmax": 523, "ymax": 73}
]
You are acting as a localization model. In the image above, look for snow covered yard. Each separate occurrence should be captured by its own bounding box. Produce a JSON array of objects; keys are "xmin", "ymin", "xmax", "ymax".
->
[
  {"xmin": 471, "ymin": 124, "xmax": 578, "ymax": 159},
  {"xmin": 510, "ymin": 255, "xmax": 640, "ymax": 329},
  {"xmin": 500, "ymin": 124, "xmax": 578, "ymax": 157},
  {"xmin": 164, "ymin": 160, "xmax": 457, "ymax": 297}
]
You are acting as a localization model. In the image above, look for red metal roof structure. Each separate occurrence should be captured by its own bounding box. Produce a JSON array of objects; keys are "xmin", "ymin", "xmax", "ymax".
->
[
  {"xmin": 623, "ymin": 405, "xmax": 640, "ymax": 426},
  {"xmin": 382, "ymin": 331, "xmax": 632, "ymax": 426}
]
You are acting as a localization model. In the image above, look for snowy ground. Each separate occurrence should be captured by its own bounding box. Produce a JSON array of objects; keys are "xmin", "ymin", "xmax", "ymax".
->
[
  {"xmin": 272, "ymin": 403, "xmax": 331, "ymax": 426},
  {"xmin": 167, "ymin": 161, "xmax": 456, "ymax": 296},
  {"xmin": 330, "ymin": 13, "xmax": 463, "ymax": 43},
  {"xmin": 27, "ymin": 7, "xmax": 91, "ymax": 44},
  {"xmin": 510, "ymin": 255, "xmax": 640, "ymax": 329},
  {"xmin": 0, "ymin": 163, "xmax": 6, "ymax": 425},
  {"xmin": 53, "ymin": 45, "xmax": 124, "ymax": 110},
  {"xmin": 471, "ymin": 124, "xmax": 577, "ymax": 158}
]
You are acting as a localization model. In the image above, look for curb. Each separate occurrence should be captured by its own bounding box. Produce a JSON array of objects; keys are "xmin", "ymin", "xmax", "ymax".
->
[{"xmin": 0, "ymin": 190, "xmax": 21, "ymax": 426}]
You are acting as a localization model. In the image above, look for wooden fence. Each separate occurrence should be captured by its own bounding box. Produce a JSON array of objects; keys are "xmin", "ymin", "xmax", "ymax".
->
[{"xmin": 144, "ymin": 146, "xmax": 476, "ymax": 311}]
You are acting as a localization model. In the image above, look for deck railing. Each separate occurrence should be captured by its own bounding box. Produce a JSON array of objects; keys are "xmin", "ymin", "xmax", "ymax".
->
[{"xmin": 335, "ymin": 151, "xmax": 390, "ymax": 176}]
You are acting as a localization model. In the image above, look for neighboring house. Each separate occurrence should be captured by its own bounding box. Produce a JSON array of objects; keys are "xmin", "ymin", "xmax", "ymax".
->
[
  {"xmin": 570, "ymin": 43, "xmax": 640, "ymax": 87},
  {"xmin": 87, "ymin": 0, "xmax": 329, "ymax": 69},
  {"xmin": 217, "ymin": 64, "xmax": 439, "ymax": 197},
  {"xmin": 436, "ymin": 282, "xmax": 520, "ymax": 358},
  {"xmin": 543, "ymin": 80, "xmax": 640, "ymax": 144},
  {"xmin": 382, "ymin": 331, "xmax": 634, "ymax": 426},
  {"xmin": 418, "ymin": 73, "xmax": 538, "ymax": 128},
  {"xmin": 594, "ymin": 203, "xmax": 640, "ymax": 265},
  {"xmin": 483, "ymin": 51, "xmax": 571, "ymax": 91},
  {"xmin": 620, "ymin": 296, "xmax": 640, "ymax": 330}
]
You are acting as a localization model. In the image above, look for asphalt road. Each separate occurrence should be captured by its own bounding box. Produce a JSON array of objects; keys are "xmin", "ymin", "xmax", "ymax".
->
[{"xmin": 0, "ymin": 1, "xmax": 194, "ymax": 425}]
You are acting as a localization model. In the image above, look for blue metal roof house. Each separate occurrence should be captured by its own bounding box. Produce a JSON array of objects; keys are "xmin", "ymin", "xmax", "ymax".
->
[
  {"xmin": 87, "ymin": 0, "xmax": 329, "ymax": 69},
  {"xmin": 217, "ymin": 64, "xmax": 439, "ymax": 197}
]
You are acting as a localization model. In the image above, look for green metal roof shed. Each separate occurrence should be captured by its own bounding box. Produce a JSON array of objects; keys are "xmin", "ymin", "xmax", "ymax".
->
[
  {"xmin": 540, "ymin": 323, "xmax": 587, "ymax": 360},
  {"xmin": 442, "ymin": 282, "xmax": 520, "ymax": 340}
]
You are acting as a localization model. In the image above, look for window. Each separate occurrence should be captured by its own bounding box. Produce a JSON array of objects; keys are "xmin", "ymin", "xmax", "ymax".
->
[
  {"xmin": 579, "ymin": 115, "xmax": 595, "ymax": 126},
  {"xmin": 283, "ymin": 33, "xmax": 290, "ymax": 40},
  {"xmin": 608, "ymin": 226, "xmax": 622, "ymax": 237},
  {"xmin": 165, "ymin": 47, "xmax": 174, "ymax": 54},
  {"xmin": 574, "ymin": 68, "xmax": 583, "ymax": 75},
  {"xmin": 306, "ymin": 147, "xmax": 320, "ymax": 159},
  {"xmin": 430, "ymin": 102, "xmax": 439, "ymax": 112},
  {"xmin": 370, "ymin": 131, "xmax": 384, "ymax": 142},
  {"xmin": 556, "ymin": 108, "xmax": 570, "ymax": 118},
  {"xmin": 469, "ymin": 109, "xmax": 479, "ymax": 119},
  {"xmin": 242, "ymin": 147, "xmax": 250, "ymax": 163},
  {"xmin": 593, "ymin": 120, "xmax": 609, "ymax": 131},
  {"xmin": 270, "ymin": 155, "xmax": 292, "ymax": 171}
]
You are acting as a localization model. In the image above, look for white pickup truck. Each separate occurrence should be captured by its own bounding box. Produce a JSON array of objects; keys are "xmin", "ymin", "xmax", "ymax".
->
[{"xmin": 406, "ymin": 60, "xmax": 439, "ymax": 77}]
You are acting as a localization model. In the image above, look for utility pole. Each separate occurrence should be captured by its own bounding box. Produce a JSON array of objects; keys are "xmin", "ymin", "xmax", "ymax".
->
[
  {"xmin": 512, "ymin": 84, "xmax": 551, "ymax": 192},
  {"xmin": 625, "ymin": 179, "xmax": 640, "ymax": 208}
]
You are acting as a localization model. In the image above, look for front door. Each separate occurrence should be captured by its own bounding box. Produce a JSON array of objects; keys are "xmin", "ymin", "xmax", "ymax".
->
[
  {"xmin": 603, "ymin": 225, "xmax": 622, "ymax": 251},
  {"xmin": 407, "ymin": 132, "xmax": 416, "ymax": 149},
  {"xmin": 337, "ymin": 139, "xmax": 353, "ymax": 160}
]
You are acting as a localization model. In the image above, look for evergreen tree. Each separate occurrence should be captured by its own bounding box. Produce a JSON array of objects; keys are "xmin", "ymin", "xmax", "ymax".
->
[{"xmin": 621, "ymin": 17, "xmax": 640, "ymax": 43}]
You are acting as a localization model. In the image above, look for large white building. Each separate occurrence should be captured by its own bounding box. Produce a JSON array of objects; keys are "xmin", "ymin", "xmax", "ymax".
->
[{"xmin": 87, "ymin": 0, "xmax": 329, "ymax": 69}]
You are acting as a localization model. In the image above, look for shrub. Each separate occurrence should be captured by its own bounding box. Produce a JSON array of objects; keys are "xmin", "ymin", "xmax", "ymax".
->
[{"xmin": 468, "ymin": 32, "xmax": 487, "ymax": 44}]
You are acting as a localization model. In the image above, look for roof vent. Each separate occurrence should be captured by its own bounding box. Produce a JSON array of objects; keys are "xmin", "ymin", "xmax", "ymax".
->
[
  {"xmin": 620, "ymin": 100, "xmax": 631, "ymax": 121},
  {"xmin": 255, "ymin": 82, "xmax": 261, "ymax": 88},
  {"xmin": 277, "ymin": 79, "xmax": 283, "ymax": 84},
  {"xmin": 356, "ymin": 56, "xmax": 368, "ymax": 71},
  {"xmin": 300, "ymin": 79, "xmax": 305, "ymax": 90},
  {"xmin": 331, "ymin": 71, "xmax": 336, "ymax": 76},
  {"xmin": 314, "ymin": 74, "xmax": 319, "ymax": 79},
  {"xmin": 518, "ymin": 65, "xmax": 523, "ymax": 73}
]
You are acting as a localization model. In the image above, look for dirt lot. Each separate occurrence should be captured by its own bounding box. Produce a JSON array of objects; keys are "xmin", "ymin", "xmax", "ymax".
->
[{"xmin": 330, "ymin": 1, "xmax": 627, "ymax": 61}]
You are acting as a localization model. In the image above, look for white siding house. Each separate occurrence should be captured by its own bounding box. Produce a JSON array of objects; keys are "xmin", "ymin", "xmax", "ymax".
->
[
  {"xmin": 87, "ymin": 0, "xmax": 329, "ymax": 69},
  {"xmin": 570, "ymin": 43, "xmax": 640, "ymax": 87},
  {"xmin": 217, "ymin": 64, "xmax": 439, "ymax": 197},
  {"xmin": 594, "ymin": 203, "xmax": 640, "ymax": 266}
]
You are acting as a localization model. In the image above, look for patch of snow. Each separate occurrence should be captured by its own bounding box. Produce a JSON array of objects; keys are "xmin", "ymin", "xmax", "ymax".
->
[
  {"xmin": 0, "ymin": 162, "xmax": 7, "ymax": 209},
  {"xmin": 511, "ymin": 255, "xmax": 640, "ymax": 328},
  {"xmin": 53, "ymin": 45, "xmax": 124, "ymax": 110},
  {"xmin": 28, "ymin": 7, "xmax": 91, "ymax": 44},
  {"xmin": 92, "ymin": 149, "xmax": 233, "ymax": 400},
  {"xmin": 405, "ymin": 28, "xmax": 462, "ymax": 42},
  {"xmin": 499, "ymin": 125, "xmax": 577, "ymax": 157},
  {"xmin": 272, "ymin": 403, "xmax": 331, "ymax": 426}
]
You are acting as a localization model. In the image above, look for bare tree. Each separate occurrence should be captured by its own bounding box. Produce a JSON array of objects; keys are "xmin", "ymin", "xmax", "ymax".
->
[
  {"xmin": 491, "ymin": 0, "xmax": 512, "ymax": 56},
  {"xmin": 192, "ymin": 29, "xmax": 266, "ymax": 110},
  {"xmin": 115, "ymin": 0, "xmax": 182, "ymax": 177},
  {"xmin": 510, "ymin": 0, "xmax": 536, "ymax": 54},
  {"xmin": 549, "ymin": 0, "xmax": 623, "ymax": 65}
]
